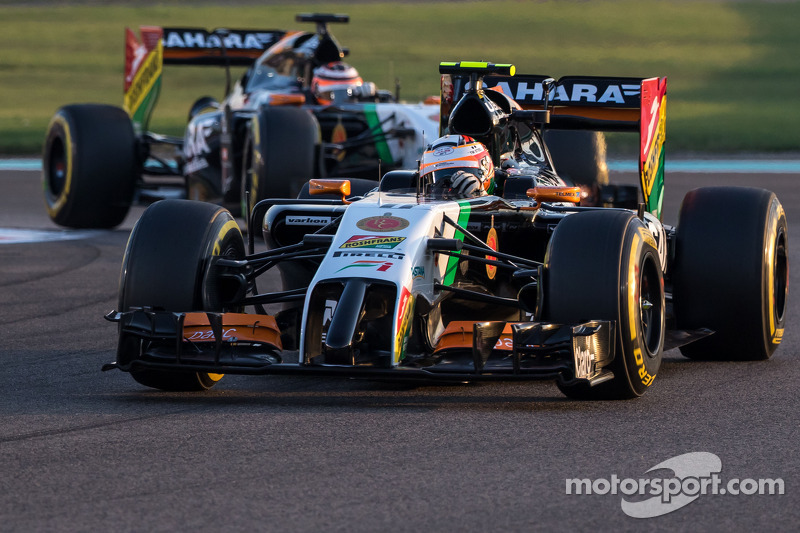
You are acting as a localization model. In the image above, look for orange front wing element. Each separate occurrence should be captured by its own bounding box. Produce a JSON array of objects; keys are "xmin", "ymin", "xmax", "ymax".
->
[
  {"xmin": 434, "ymin": 321, "xmax": 515, "ymax": 353},
  {"xmin": 182, "ymin": 312, "xmax": 283, "ymax": 351}
]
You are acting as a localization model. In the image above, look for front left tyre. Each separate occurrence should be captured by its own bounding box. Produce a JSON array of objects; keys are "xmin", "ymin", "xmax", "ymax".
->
[
  {"xmin": 42, "ymin": 104, "xmax": 138, "ymax": 228},
  {"xmin": 117, "ymin": 199, "xmax": 245, "ymax": 391}
]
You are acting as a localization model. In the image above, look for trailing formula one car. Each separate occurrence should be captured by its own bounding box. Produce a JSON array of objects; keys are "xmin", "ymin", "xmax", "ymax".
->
[
  {"xmin": 103, "ymin": 62, "xmax": 789, "ymax": 400},
  {"xmin": 41, "ymin": 13, "xmax": 441, "ymax": 228}
]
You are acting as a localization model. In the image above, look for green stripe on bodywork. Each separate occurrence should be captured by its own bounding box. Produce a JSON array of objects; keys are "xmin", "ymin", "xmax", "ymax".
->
[
  {"xmin": 363, "ymin": 104, "xmax": 394, "ymax": 165},
  {"xmin": 443, "ymin": 201, "xmax": 472, "ymax": 286},
  {"xmin": 648, "ymin": 148, "xmax": 665, "ymax": 217},
  {"xmin": 131, "ymin": 78, "xmax": 161, "ymax": 134}
]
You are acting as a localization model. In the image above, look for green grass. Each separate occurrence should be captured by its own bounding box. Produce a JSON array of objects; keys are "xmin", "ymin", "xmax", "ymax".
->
[{"xmin": 1, "ymin": 1, "xmax": 799, "ymax": 154}]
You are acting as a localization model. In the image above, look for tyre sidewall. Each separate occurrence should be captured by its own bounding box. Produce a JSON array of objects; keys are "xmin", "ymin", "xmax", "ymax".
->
[
  {"xmin": 617, "ymin": 223, "xmax": 664, "ymax": 397},
  {"xmin": 761, "ymin": 196, "xmax": 788, "ymax": 354},
  {"xmin": 42, "ymin": 112, "xmax": 74, "ymax": 220}
]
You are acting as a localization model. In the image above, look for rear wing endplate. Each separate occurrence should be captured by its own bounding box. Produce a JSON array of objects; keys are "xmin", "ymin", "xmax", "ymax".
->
[{"xmin": 123, "ymin": 25, "xmax": 286, "ymax": 133}]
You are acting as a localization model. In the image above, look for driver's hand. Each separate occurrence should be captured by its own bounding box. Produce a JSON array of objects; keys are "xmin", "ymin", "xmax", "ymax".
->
[{"xmin": 450, "ymin": 170, "xmax": 482, "ymax": 197}]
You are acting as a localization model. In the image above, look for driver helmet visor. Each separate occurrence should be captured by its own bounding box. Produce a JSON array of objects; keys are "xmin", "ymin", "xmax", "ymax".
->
[{"xmin": 421, "ymin": 167, "xmax": 482, "ymax": 184}]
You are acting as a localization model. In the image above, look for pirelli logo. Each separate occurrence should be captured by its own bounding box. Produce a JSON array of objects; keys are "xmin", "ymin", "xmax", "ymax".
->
[
  {"xmin": 333, "ymin": 251, "xmax": 406, "ymax": 260},
  {"xmin": 124, "ymin": 41, "xmax": 163, "ymax": 117}
]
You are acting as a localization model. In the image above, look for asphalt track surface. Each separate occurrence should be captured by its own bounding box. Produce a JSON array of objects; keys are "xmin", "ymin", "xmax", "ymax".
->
[{"xmin": 1, "ymin": 167, "xmax": 798, "ymax": 532}]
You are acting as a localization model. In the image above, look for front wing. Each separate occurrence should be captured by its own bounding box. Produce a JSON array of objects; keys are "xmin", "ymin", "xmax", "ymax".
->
[{"xmin": 104, "ymin": 308, "xmax": 616, "ymax": 386}]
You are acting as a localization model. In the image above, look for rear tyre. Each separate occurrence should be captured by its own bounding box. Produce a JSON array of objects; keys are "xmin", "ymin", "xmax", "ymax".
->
[
  {"xmin": 118, "ymin": 199, "xmax": 245, "ymax": 391},
  {"xmin": 544, "ymin": 210, "xmax": 664, "ymax": 400},
  {"xmin": 672, "ymin": 187, "xmax": 788, "ymax": 360},
  {"xmin": 42, "ymin": 104, "xmax": 138, "ymax": 228},
  {"xmin": 241, "ymin": 107, "xmax": 319, "ymax": 217},
  {"xmin": 544, "ymin": 130, "xmax": 608, "ymax": 187}
]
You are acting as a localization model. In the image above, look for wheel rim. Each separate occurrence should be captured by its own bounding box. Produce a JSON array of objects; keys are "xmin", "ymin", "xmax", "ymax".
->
[
  {"xmin": 774, "ymin": 229, "xmax": 788, "ymax": 323},
  {"xmin": 639, "ymin": 254, "xmax": 664, "ymax": 357},
  {"xmin": 47, "ymin": 137, "xmax": 67, "ymax": 197},
  {"xmin": 203, "ymin": 219, "xmax": 246, "ymax": 313}
]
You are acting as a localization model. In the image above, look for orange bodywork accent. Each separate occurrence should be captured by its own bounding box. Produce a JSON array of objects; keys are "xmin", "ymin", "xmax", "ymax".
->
[
  {"xmin": 485, "ymin": 227, "xmax": 498, "ymax": 280},
  {"xmin": 182, "ymin": 312, "xmax": 282, "ymax": 350},
  {"xmin": 551, "ymin": 106, "xmax": 639, "ymax": 123},
  {"xmin": 519, "ymin": 104, "xmax": 640, "ymax": 125},
  {"xmin": 527, "ymin": 186, "xmax": 581, "ymax": 204},
  {"xmin": 162, "ymin": 49, "xmax": 264, "ymax": 61},
  {"xmin": 309, "ymin": 179, "xmax": 351, "ymax": 202},
  {"xmin": 434, "ymin": 321, "xmax": 515, "ymax": 353},
  {"xmin": 269, "ymin": 93, "xmax": 306, "ymax": 106}
]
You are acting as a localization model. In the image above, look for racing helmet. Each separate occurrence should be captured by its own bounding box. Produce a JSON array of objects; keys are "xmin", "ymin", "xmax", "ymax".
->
[
  {"xmin": 311, "ymin": 62, "xmax": 363, "ymax": 104},
  {"xmin": 419, "ymin": 135, "xmax": 495, "ymax": 194}
]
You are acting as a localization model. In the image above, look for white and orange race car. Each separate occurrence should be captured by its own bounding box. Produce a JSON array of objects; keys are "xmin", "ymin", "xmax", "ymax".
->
[{"xmin": 104, "ymin": 62, "xmax": 788, "ymax": 400}]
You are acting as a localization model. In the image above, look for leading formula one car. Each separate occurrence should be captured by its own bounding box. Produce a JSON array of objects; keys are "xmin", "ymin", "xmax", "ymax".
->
[
  {"xmin": 103, "ymin": 62, "xmax": 789, "ymax": 400},
  {"xmin": 41, "ymin": 13, "xmax": 441, "ymax": 228}
]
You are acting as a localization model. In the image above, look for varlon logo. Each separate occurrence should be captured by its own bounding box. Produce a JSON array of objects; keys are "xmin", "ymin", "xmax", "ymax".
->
[
  {"xmin": 163, "ymin": 29, "xmax": 276, "ymax": 50},
  {"xmin": 286, "ymin": 216, "xmax": 332, "ymax": 226}
]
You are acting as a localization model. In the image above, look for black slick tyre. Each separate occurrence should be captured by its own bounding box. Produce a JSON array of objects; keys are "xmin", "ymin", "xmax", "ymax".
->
[
  {"xmin": 118, "ymin": 199, "xmax": 245, "ymax": 391},
  {"xmin": 544, "ymin": 130, "xmax": 608, "ymax": 187},
  {"xmin": 543, "ymin": 210, "xmax": 665, "ymax": 400},
  {"xmin": 672, "ymin": 187, "xmax": 788, "ymax": 360},
  {"xmin": 241, "ymin": 107, "xmax": 319, "ymax": 217},
  {"xmin": 42, "ymin": 104, "xmax": 138, "ymax": 228}
]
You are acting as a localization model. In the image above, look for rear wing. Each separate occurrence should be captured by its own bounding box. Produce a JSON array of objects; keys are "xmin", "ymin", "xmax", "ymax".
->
[
  {"xmin": 490, "ymin": 74, "xmax": 667, "ymax": 219},
  {"xmin": 441, "ymin": 67, "xmax": 667, "ymax": 218},
  {"xmin": 123, "ymin": 26, "xmax": 286, "ymax": 133},
  {"xmin": 484, "ymin": 75, "xmax": 651, "ymax": 131}
]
